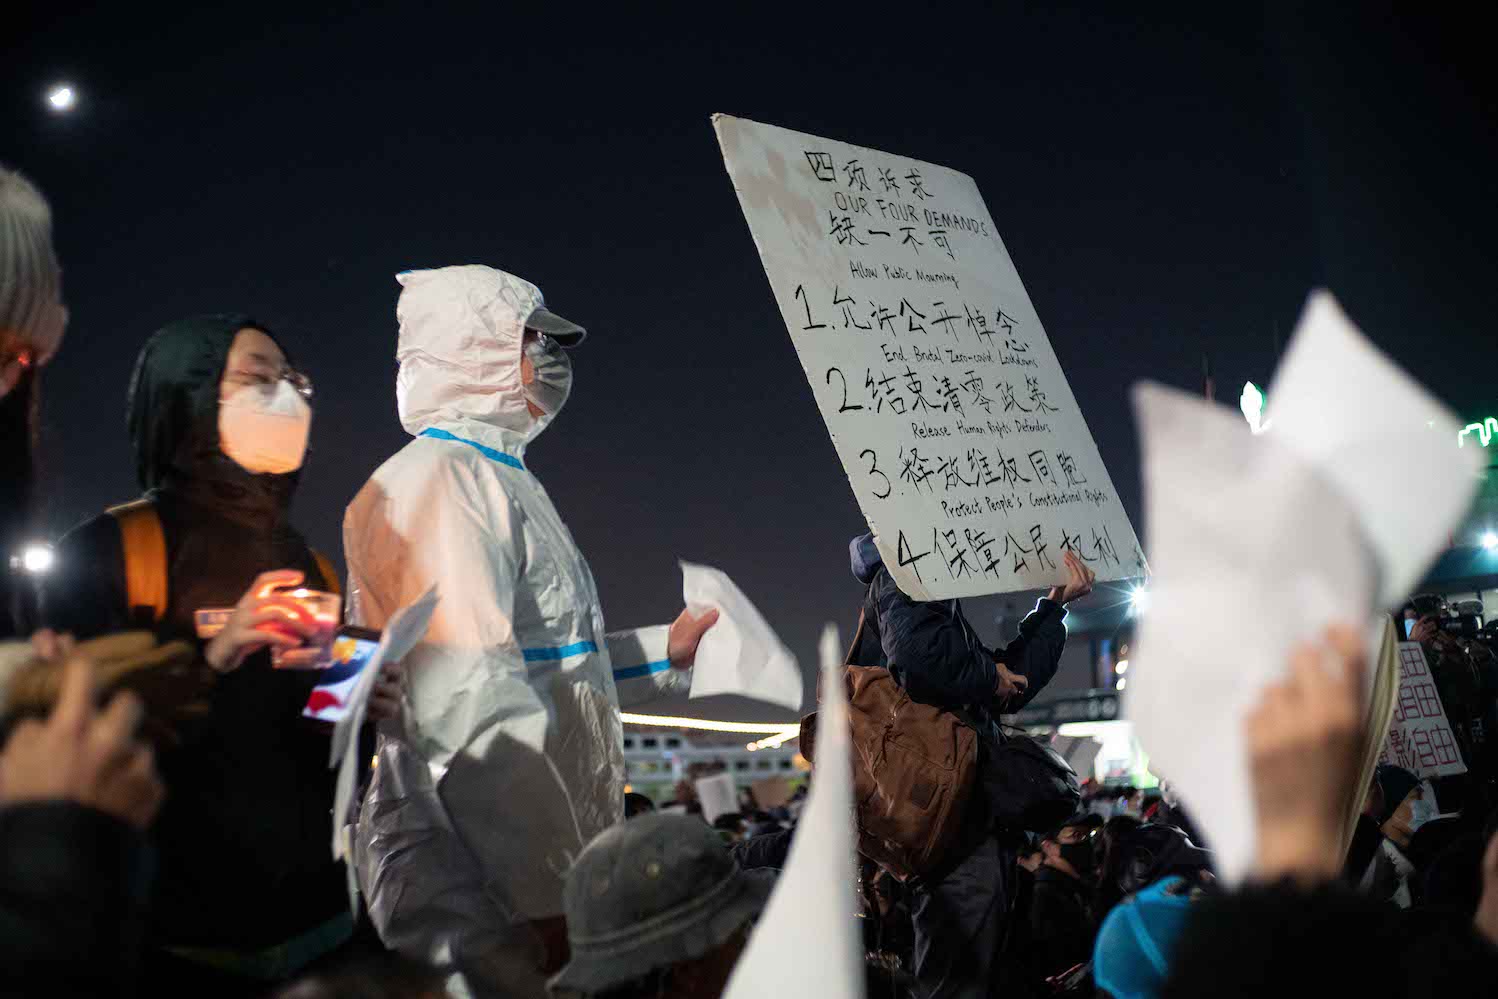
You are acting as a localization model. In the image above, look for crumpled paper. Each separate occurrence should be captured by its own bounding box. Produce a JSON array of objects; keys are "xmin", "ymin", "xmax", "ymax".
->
[
  {"xmin": 1127, "ymin": 291, "xmax": 1483, "ymax": 884},
  {"xmin": 683, "ymin": 561, "xmax": 803, "ymax": 712}
]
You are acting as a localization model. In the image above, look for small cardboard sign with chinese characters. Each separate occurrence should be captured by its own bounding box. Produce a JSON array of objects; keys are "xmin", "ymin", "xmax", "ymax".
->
[
  {"xmin": 1378, "ymin": 642, "xmax": 1468, "ymax": 779},
  {"xmin": 713, "ymin": 114, "xmax": 1144, "ymax": 600}
]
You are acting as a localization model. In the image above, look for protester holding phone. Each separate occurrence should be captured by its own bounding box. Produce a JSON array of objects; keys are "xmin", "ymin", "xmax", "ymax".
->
[{"xmin": 37, "ymin": 316, "xmax": 359, "ymax": 993}]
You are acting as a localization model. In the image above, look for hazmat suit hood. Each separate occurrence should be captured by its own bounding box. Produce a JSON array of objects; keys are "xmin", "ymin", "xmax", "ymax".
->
[
  {"xmin": 128, "ymin": 314, "xmax": 301, "ymax": 524},
  {"xmin": 394, "ymin": 265, "xmax": 575, "ymax": 458}
]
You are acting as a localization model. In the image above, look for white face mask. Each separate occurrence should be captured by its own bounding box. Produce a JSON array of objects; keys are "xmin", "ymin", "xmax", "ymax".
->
[
  {"xmin": 1406, "ymin": 797, "xmax": 1436, "ymax": 834},
  {"xmin": 522, "ymin": 335, "xmax": 571, "ymax": 420},
  {"xmin": 218, "ymin": 379, "xmax": 312, "ymax": 474}
]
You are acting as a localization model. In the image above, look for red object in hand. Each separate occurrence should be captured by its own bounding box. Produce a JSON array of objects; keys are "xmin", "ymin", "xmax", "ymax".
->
[{"xmin": 305, "ymin": 689, "xmax": 343, "ymax": 714}]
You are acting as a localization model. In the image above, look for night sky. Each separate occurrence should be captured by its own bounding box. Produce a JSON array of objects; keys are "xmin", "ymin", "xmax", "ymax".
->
[{"xmin": 5, "ymin": 5, "xmax": 1495, "ymax": 720}]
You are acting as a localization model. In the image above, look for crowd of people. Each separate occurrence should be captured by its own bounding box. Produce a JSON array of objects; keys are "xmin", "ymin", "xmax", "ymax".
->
[{"xmin": 3, "ymin": 158, "xmax": 1498, "ymax": 999}]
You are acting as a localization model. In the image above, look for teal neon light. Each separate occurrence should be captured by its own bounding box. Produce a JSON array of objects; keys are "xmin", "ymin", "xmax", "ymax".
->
[{"xmin": 1458, "ymin": 418, "xmax": 1498, "ymax": 449}]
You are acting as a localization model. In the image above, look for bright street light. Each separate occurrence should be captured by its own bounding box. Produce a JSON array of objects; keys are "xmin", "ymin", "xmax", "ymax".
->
[
  {"xmin": 1129, "ymin": 588, "xmax": 1149, "ymax": 614},
  {"xmin": 19, "ymin": 544, "xmax": 55, "ymax": 574},
  {"xmin": 1482, "ymin": 531, "xmax": 1498, "ymax": 551},
  {"xmin": 1114, "ymin": 659, "xmax": 1129, "ymax": 675},
  {"xmin": 46, "ymin": 85, "xmax": 76, "ymax": 112}
]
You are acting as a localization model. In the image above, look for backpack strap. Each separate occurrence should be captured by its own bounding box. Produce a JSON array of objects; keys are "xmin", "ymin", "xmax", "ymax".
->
[
  {"xmin": 106, "ymin": 500, "xmax": 168, "ymax": 626},
  {"xmin": 311, "ymin": 550, "xmax": 341, "ymax": 596}
]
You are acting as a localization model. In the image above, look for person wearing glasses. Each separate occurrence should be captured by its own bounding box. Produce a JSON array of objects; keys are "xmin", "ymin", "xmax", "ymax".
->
[{"xmin": 39, "ymin": 315, "xmax": 354, "ymax": 994}]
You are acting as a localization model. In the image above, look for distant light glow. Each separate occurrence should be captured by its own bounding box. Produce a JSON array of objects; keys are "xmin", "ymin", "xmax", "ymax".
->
[
  {"xmin": 1128, "ymin": 588, "xmax": 1149, "ymax": 614},
  {"xmin": 621, "ymin": 712, "xmax": 798, "ymax": 736},
  {"xmin": 19, "ymin": 544, "xmax": 55, "ymax": 574},
  {"xmin": 748, "ymin": 730, "xmax": 800, "ymax": 751},
  {"xmin": 46, "ymin": 85, "xmax": 76, "ymax": 112},
  {"xmin": 1056, "ymin": 720, "xmax": 1130, "ymax": 738},
  {"xmin": 1116, "ymin": 677, "xmax": 1127, "ymax": 691},
  {"xmin": 1482, "ymin": 531, "xmax": 1498, "ymax": 551},
  {"xmin": 1114, "ymin": 659, "xmax": 1129, "ymax": 675},
  {"xmin": 1240, "ymin": 381, "xmax": 1271, "ymax": 435}
]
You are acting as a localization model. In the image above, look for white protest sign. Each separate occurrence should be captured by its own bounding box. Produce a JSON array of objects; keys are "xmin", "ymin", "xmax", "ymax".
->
[
  {"xmin": 713, "ymin": 114, "xmax": 1144, "ymax": 600},
  {"xmin": 1378, "ymin": 642, "xmax": 1468, "ymax": 779},
  {"xmin": 724, "ymin": 625, "xmax": 863, "ymax": 999}
]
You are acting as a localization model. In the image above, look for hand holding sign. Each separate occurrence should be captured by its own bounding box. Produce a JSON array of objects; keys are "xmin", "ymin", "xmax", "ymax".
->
[{"xmin": 1047, "ymin": 550, "xmax": 1095, "ymax": 606}]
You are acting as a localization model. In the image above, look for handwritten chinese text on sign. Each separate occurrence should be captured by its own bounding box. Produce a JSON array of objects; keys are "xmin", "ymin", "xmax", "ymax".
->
[
  {"xmin": 1378, "ymin": 642, "xmax": 1467, "ymax": 779},
  {"xmin": 713, "ymin": 115, "xmax": 1145, "ymax": 600}
]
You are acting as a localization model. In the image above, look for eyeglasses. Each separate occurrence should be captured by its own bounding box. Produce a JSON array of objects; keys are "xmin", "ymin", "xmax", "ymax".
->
[
  {"xmin": 523, "ymin": 329, "xmax": 561, "ymax": 355},
  {"xmin": 223, "ymin": 365, "xmax": 314, "ymax": 400}
]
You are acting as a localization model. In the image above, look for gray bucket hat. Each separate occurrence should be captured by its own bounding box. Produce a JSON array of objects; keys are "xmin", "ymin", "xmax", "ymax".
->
[{"xmin": 549, "ymin": 812, "xmax": 773, "ymax": 996}]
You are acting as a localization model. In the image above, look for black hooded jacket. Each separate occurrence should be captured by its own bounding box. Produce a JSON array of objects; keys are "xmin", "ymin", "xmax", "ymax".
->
[
  {"xmin": 38, "ymin": 315, "xmax": 344, "ymax": 958},
  {"xmin": 846, "ymin": 532, "xmax": 1068, "ymax": 727}
]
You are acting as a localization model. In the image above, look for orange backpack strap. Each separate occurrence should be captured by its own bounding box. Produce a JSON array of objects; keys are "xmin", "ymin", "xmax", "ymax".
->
[
  {"xmin": 106, "ymin": 500, "xmax": 169, "ymax": 626},
  {"xmin": 312, "ymin": 550, "xmax": 341, "ymax": 596}
]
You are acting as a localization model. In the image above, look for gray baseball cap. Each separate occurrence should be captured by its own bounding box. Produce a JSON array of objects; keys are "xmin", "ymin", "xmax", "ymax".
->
[
  {"xmin": 548, "ymin": 813, "xmax": 773, "ymax": 995},
  {"xmin": 525, "ymin": 304, "xmax": 587, "ymax": 347}
]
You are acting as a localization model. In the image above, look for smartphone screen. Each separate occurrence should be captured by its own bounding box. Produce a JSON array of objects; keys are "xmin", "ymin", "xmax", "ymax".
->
[
  {"xmin": 1403, "ymin": 618, "xmax": 1416, "ymax": 639},
  {"xmin": 303, "ymin": 626, "xmax": 381, "ymax": 722}
]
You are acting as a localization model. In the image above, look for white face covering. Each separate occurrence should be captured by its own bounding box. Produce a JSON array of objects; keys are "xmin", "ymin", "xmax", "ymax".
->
[
  {"xmin": 1406, "ymin": 797, "xmax": 1436, "ymax": 834},
  {"xmin": 523, "ymin": 334, "xmax": 571, "ymax": 420},
  {"xmin": 218, "ymin": 379, "xmax": 312, "ymax": 474}
]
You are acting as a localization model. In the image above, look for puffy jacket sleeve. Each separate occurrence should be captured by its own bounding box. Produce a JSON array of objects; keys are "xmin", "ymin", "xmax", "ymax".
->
[
  {"xmin": 997, "ymin": 598, "xmax": 1068, "ymax": 711},
  {"xmin": 874, "ymin": 568, "xmax": 999, "ymax": 708},
  {"xmin": 607, "ymin": 625, "xmax": 691, "ymax": 708}
]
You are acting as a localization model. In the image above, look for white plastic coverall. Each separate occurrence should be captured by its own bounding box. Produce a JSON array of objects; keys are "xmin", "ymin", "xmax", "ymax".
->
[{"xmin": 345, "ymin": 265, "xmax": 688, "ymax": 996}]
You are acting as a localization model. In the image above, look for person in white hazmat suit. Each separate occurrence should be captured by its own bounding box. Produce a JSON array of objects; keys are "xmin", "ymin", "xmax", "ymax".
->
[{"xmin": 344, "ymin": 265, "xmax": 718, "ymax": 998}]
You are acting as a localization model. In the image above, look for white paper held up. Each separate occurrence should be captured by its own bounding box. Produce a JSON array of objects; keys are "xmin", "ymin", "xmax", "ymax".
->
[
  {"xmin": 1126, "ymin": 291, "xmax": 1483, "ymax": 884},
  {"xmin": 683, "ymin": 560, "xmax": 803, "ymax": 712},
  {"xmin": 330, "ymin": 584, "xmax": 440, "ymax": 861},
  {"xmin": 1265, "ymin": 291, "xmax": 1486, "ymax": 605},
  {"xmin": 695, "ymin": 772, "xmax": 740, "ymax": 825},
  {"xmin": 723, "ymin": 625, "xmax": 863, "ymax": 999}
]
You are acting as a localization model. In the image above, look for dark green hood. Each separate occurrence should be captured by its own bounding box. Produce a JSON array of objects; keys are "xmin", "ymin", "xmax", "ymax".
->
[{"xmin": 126, "ymin": 314, "xmax": 301, "ymax": 523}]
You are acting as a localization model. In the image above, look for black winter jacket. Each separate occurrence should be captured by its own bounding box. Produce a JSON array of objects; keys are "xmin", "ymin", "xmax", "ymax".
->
[
  {"xmin": 36, "ymin": 316, "xmax": 344, "ymax": 962},
  {"xmin": 0, "ymin": 802, "xmax": 153, "ymax": 996},
  {"xmin": 848, "ymin": 550, "xmax": 1068, "ymax": 728}
]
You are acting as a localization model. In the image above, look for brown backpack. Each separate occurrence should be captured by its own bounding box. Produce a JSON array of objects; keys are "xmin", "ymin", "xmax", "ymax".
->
[{"xmin": 800, "ymin": 605, "xmax": 978, "ymax": 882}]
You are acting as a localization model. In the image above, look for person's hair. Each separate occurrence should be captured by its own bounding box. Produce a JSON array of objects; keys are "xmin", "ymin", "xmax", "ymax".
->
[
  {"xmin": 712, "ymin": 812, "xmax": 745, "ymax": 832},
  {"xmin": 624, "ymin": 792, "xmax": 657, "ymax": 819},
  {"xmin": 0, "ymin": 166, "xmax": 61, "ymax": 344}
]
